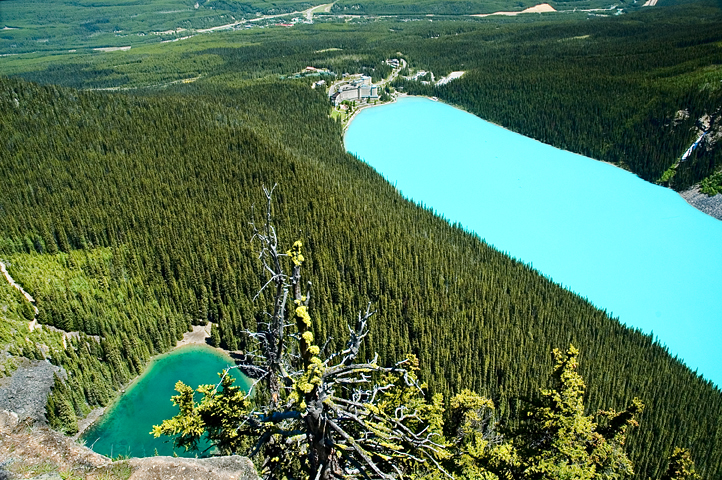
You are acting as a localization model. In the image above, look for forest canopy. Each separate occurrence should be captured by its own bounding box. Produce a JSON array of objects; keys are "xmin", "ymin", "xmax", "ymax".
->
[{"xmin": 1, "ymin": 0, "xmax": 721, "ymax": 477}]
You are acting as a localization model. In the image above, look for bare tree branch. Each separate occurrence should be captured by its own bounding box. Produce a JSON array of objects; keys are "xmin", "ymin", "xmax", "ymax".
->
[{"xmin": 157, "ymin": 186, "xmax": 449, "ymax": 480}]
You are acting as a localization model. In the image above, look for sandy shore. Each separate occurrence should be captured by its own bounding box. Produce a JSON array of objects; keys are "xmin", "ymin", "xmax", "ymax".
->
[
  {"xmin": 176, "ymin": 322, "xmax": 212, "ymax": 348},
  {"xmin": 74, "ymin": 407, "xmax": 105, "ymax": 440}
]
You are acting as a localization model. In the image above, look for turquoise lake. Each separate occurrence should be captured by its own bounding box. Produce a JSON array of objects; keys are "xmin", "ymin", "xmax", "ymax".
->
[
  {"xmin": 82, "ymin": 345, "xmax": 249, "ymax": 458},
  {"xmin": 345, "ymin": 96, "xmax": 722, "ymax": 386}
]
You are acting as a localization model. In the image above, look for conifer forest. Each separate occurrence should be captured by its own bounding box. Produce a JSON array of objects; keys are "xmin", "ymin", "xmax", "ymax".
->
[{"xmin": 1, "ymin": 0, "xmax": 722, "ymax": 477}]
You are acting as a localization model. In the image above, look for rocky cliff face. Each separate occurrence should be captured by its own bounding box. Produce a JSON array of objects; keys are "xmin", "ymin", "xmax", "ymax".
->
[
  {"xmin": 0, "ymin": 360, "xmax": 64, "ymax": 426},
  {"xmin": 0, "ymin": 410, "xmax": 260, "ymax": 480},
  {"xmin": 0, "ymin": 409, "xmax": 108, "ymax": 479}
]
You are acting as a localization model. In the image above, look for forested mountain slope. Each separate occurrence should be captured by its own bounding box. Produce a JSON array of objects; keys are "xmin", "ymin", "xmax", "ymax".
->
[
  {"xmin": 4, "ymin": 1, "xmax": 721, "ymax": 192},
  {"xmin": 394, "ymin": 1, "xmax": 722, "ymax": 191},
  {"xmin": 0, "ymin": 0, "xmax": 626, "ymax": 57},
  {"xmin": 1, "ymin": 75, "xmax": 721, "ymax": 478}
]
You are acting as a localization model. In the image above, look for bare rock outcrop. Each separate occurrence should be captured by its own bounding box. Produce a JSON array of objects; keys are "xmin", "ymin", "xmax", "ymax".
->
[
  {"xmin": 0, "ymin": 410, "xmax": 260, "ymax": 480},
  {"xmin": 680, "ymin": 186, "xmax": 722, "ymax": 221},
  {"xmin": 0, "ymin": 410, "xmax": 107, "ymax": 478},
  {"xmin": 121, "ymin": 456, "xmax": 260, "ymax": 480},
  {"xmin": 0, "ymin": 360, "xmax": 64, "ymax": 425}
]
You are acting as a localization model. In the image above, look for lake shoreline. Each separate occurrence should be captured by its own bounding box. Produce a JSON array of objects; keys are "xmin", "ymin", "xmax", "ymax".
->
[
  {"xmin": 345, "ymin": 95, "xmax": 722, "ymax": 223},
  {"xmin": 680, "ymin": 185, "xmax": 722, "ymax": 221},
  {"xmin": 342, "ymin": 92, "xmax": 408, "ymax": 133},
  {"xmin": 346, "ymin": 96, "xmax": 722, "ymax": 385},
  {"xmin": 76, "ymin": 323, "xmax": 234, "ymax": 440},
  {"xmin": 79, "ymin": 339, "xmax": 247, "ymax": 458}
]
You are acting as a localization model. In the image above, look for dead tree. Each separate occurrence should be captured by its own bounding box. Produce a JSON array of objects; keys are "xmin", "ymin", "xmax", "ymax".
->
[{"xmin": 155, "ymin": 185, "xmax": 450, "ymax": 480}]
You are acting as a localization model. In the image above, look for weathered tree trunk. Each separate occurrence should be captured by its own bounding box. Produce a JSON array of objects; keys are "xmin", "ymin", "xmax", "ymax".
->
[
  {"xmin": 268, "ymin": 367, "xmax": 281, "ymax": 407},
  {"xmin": 306, "ymin": 403, "xmax": 340, "ymax": 480}
]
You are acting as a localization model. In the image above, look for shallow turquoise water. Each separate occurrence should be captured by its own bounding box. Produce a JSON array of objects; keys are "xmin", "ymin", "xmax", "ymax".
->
[
  {"xmin": 345, "ymin": 96, "xmax": 722, "ymax": 386},
  {"xmin": 82, "ymin": 345, "xmax": 249, "ymax": 458}
]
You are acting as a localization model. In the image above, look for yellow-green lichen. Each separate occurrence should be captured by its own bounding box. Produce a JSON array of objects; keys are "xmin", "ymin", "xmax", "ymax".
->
[
  {"xmin": 286, "ymin": 240, "xmax": 305, "ymax": 266},
  {"xmin": 295, "ymin": 306, "xmax": 312, "ymax": 327}
]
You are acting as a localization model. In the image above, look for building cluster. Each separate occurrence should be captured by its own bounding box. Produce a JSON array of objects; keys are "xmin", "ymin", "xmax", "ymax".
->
[{"xmin": 329, "ymin": 75, "xmax": 379, "ymax": 106}]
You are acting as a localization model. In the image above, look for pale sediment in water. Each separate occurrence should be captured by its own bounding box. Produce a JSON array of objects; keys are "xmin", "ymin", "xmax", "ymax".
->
[{"xmin": 346, "ymin": 96, "xmax": 722, "ymax": 222}]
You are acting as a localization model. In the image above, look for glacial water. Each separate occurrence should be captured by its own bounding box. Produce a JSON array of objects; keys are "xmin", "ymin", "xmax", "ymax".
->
[
  {"xmin": 345, "ymin": 96, "xmax": 722, "ymax": 386},
  {"xmin": 82, "ymin": 345, "xmax": 249, "ymax": 458}
]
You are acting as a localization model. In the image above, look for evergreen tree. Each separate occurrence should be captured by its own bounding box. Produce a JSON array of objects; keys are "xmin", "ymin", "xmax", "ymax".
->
[
  {"xmin": 46, "ymin": 374, "xmax": 79, "ymax": 435},
  {"xmin": 1, "ymin": 70, "xmax": 720, "ymax": 477},
  {"xmin": 154, "ymin": 191, "xmax": 448, "ymax": 479},
  {"xmin": 513, "ymin": 345, "xmax": 643, "ymax": 480},
  {"xmin": 661, "ymin": 448, "xmax": 700, "ymax": 480},
  {"xmin": 210, "ymin": 323, "xmax": 221, "ymax": 348}
]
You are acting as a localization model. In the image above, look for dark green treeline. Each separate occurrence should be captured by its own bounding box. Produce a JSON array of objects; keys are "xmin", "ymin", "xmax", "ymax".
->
[
  {"xmin": 1, "ymin": 76, "xmax": 721, "ymax": 477},
  {"xmin": 11, "ymin": 3, "xmax": 722, "ymax": 191},
  {"xmin": 391, "ymin": 2, "xmax": 722, "ymax": 190}
]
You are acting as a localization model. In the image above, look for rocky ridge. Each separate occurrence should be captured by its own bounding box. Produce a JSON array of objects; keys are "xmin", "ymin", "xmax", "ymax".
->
[{"xmin": 0, "ymin": 410, "xmax": 259, "ymax": 480}]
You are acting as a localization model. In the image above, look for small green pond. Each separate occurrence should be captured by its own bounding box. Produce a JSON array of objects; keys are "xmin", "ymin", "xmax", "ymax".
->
[{"xmin": 82, "ymin": 344, "xmax": 249, "ymax": 458}]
